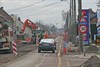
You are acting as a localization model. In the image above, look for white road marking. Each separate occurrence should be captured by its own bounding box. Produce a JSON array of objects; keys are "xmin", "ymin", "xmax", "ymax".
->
[
  {"xmin": 57, "ymin": 42, "xmax": 62, "ymax": 67},
  {"xmin": 66, "ymin": 58, "xmax": 70, "ymax": 67},
  {"xmin": 35, "ymin": 53, "xmax": 48, "ymax": 67}
]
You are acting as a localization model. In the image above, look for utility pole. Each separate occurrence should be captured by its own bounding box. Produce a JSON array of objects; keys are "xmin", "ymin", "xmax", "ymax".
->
[
  {"xmin": 69, "ymin": 0, "xmax": 73, "ymax": 42},
  {"xmin": 73, "ymin": 0, "xmax": 77, "ymax": 45},
  {"xmin": 70, "ymin": 0, "xmax": 72, "ymax": 27},
  {"xmin": 70, "ymin": 0, "xmax": 76, "ymax": 44},
  {"xmin": 78, "ymin": 0, "xmax": 83, "ymax": 52}
]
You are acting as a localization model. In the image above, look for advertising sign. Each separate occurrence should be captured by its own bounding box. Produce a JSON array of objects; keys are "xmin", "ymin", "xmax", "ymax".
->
[{"xmin": 79, "ymin": 9, "xmax": 90, "ymax": 45}]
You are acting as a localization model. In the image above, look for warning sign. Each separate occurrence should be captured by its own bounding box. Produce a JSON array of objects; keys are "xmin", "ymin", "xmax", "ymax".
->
[{"xmin": 80, "ymin": 17, "xmax": 87, "ymax": 22}]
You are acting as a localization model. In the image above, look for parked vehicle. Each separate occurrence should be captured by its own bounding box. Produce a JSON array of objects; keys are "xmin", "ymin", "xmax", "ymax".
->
[
  {"xmin": 0, "ymin": 23, "xmax": 13, "ymax": 53},
  {"xmin": 38, "ymin": 38, "xmax": 56, "ymax": 53}
]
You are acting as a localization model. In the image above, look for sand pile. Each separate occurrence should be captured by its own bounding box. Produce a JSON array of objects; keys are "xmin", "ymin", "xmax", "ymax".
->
[{"xmin": 80, "ymin": 55, "xmax": 100, "ymax": 67}]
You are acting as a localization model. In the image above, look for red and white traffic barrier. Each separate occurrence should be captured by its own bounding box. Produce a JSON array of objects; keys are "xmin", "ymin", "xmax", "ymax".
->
[
  {"xmin": 12, "ymin": 41, "xmax": 18, "ymax": 56},
  {"xmin": 36, "ymin": 34, "xmax": 39, "ymax": 46},
  {"xmin": 36, "ymin": 37, "xmax": 39, "ymax": 46}
]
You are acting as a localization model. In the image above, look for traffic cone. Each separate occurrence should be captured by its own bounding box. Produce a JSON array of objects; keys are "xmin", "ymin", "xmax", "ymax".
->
[{"xmin": 63, "ymin": 48, "xmax": 67, "ymax": 55}]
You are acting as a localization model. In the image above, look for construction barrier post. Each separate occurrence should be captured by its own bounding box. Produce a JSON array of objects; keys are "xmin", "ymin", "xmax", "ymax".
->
[
  {"xmin": 36, "ymin": 35, "xmax": 39, "ymax": 46},
  {"xmin": 12, "ymin": 41, "xmax": 18, "ymax": 56}
]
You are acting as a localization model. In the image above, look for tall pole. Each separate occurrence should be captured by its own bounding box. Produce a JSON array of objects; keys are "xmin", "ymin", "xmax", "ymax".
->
[
  {"xmin": 73, "ymin": 0, "xmax": 77, "ymax": 44},
  {"xmin": 70, "ymin": 0, "xmax": 72, "ymax": 27},
  {"xmin": 70, "ymin": 0, "xmax": 76, "ymax": 44},
  {"xmin": 74, "ymin": 0, "xmax": 76, "ymax": 24},
  {"xmin": 78, "ymin": 0, "xmax": 83, "ymax": 52},
  {"xmin": 70, "ymin": 0, "xmax": 73, "ymax": 42}
]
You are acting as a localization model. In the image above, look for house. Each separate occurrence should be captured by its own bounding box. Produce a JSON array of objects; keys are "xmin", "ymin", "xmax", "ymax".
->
[
  {"xmin": 0, "ymin": 7, "xmax": 14, "ymax": 37},
  {"xmin": 89, "ymin": 9, "xmax": 97, "ymax": 43},
  {"xmin": 0, "ymin": 7, "xmax": 13, "ymax": 22},
  {"xmin": 0, "ymin": 7, "xmax": 13, "ymax": 28}
]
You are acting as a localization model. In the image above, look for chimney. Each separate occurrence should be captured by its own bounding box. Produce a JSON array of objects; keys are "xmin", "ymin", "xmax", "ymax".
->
[{"xmin": 1, "ymin": 7, "xmax": 3, "ymax": 9}]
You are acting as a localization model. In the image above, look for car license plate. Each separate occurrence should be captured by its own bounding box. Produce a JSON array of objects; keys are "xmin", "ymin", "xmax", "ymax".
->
[{"xmin": 44, "ymin": 44, "xmax": 49, "ymax": 46}]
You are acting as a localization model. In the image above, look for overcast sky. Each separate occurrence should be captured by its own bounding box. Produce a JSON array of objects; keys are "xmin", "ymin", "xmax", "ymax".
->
[{"xmin": 0, "ymin": 0, "xmax": 98, "ymax": 28}]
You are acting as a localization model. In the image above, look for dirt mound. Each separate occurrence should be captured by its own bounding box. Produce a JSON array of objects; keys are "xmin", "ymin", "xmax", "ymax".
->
[
  {"xmin": 80, "ymin": 55, "xmax": 100, "ymax": 67},
  {"xmin": 86, "ymin": 45, "xmax": 98, "ymax": 53}
]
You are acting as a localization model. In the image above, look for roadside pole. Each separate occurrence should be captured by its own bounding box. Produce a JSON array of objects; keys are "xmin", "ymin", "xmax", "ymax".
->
[
  {"xmin": 83, "ymin": 45, "xmax": 86, "ymax": 57},
  {"xmin": 12, "ymin": 15, "xmax": 18, "ymax": 56},
  {"xmin": 78, "ymin": 0, "xmax": 83, "ymax": 52}
]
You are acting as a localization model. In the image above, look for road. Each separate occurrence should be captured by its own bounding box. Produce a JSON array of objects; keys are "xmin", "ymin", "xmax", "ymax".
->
[
  {"xmin": 0, "ymin": 36, "xmax": 61, "ymax": 67},
  {"xmin": 1, "ymin": 48, "xmax": 60, "ymax": 67},
  {"xmin": 1, "ymin": 35, "xmax": 98, "ymax": 67}
]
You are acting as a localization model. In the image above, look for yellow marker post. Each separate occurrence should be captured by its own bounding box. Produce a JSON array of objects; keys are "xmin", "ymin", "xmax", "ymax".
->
[{"xmin": 57, "ymin": 43, "xmax": 62, "ymax": 67}]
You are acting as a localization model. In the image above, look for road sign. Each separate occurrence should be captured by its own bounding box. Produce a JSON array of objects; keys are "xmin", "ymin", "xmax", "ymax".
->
[
  {"xmin": 80, "ymin": 17, "xmax": 87, "ymax": 22},
  {"xmin": 79, "ymin": 24, "xmax": 87, "ymax": 34},
  {"xmin": 79, "ymin": 9, "xmax": 90, "ymax": 45}
]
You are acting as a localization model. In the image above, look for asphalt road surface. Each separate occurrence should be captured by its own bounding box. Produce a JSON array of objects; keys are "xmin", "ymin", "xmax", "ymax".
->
[
  {"xmin": 0, "ymin": 35, "xmax": 93, "ymax": 67},
  {"xmin": 0, "ymin": 36, "xmax": 62, "ymax": 67}
]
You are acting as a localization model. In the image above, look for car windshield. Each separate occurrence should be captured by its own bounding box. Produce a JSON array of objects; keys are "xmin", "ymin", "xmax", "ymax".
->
[{"xmin": 40, "ymin": 39, "xmax": 54, "ymax": 43}]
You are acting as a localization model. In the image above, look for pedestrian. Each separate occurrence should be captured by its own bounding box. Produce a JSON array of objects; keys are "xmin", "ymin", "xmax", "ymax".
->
[
  {"xmin": 63, "ymin": 31, "xmax": 69, "ymax": 54},
  {"xmin": 43, "ymin": 31, "xmax": 49, "ymax": 39}
]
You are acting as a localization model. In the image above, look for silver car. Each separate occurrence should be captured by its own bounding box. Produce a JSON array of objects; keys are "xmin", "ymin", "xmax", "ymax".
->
[{"xmin": 38, "ymin": 38, "xmax": 56, "ymax": 53}]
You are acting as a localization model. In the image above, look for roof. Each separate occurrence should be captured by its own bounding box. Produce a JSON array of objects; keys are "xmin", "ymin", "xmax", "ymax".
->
[
  {"xmin": 0, "ymin": 7, "xmax": 13, "ymax": 22},
  {"xmin": 89, "ymin": 9, "xmax": 97, "ymax": 24}
]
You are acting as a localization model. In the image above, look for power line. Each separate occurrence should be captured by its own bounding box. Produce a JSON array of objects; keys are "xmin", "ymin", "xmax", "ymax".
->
[
  {"xmin": 8, "ymin": 1, "xmax": 65, "ymax": 16},
  {"xmin": 43, "ymin": 1, "xmax": 61, "ymax": 7},
  {"xmin": 7, "ymin": 0, "xmax": 45, "ymax": 12},
  {"xmin": 10, "ymin": 2, "xmax": 61, "ymax": 14},
  {"xmin": 16, "ymin": 1, "xmax": 65, "ymax": 16},
  {"xmin": 10, "ymin": 1, "xmax": 61, "ymax": 14}
]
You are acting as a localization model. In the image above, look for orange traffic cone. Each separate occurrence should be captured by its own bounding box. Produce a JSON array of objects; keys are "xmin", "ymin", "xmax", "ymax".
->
[{"xmin": 63, "ymin": 48, "xmax": 67, "ymax": 55}]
